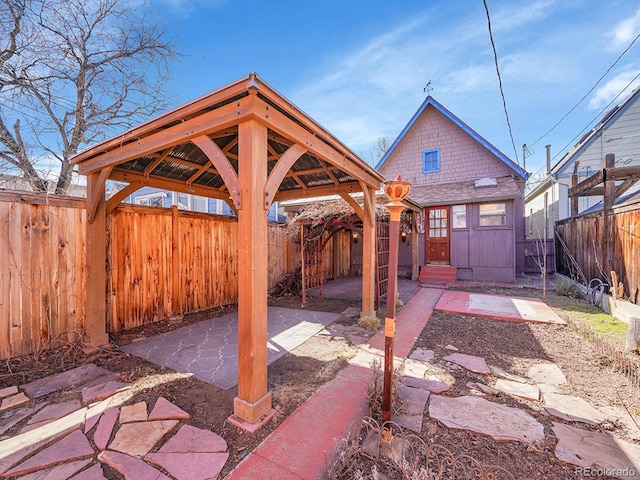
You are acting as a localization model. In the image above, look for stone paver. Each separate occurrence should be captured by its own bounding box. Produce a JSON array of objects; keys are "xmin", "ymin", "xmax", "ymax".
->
[
  {"xmin": 544, "ymin": 392, "xmax": 606, "ymax": 425},
  {"xmin": 120, "ymin": 401, "xmax": 148, "ymax": 423},
  {"xmin": 429, "ymin": 395, "xmax": 544, "ymax": 445},
  {"xmin": 0, "ymin": 386, "xmax": 18, "ymax": 399},
  {"xmin": 0, "ymin": 404, "xmax": 46, "ymax": 437},
  {"xmin": 0, "ymin": 406, "xmax": 86, "ymax": 475},
  {"xmin": 22, "ymin": 364, "xmax": 109, "ymax": 398},
  {"xmin": 401, "ymin": 376, "xmax": 450, "ymax": 394},
  {"xmin": 394, "ymin": 384, "xmax": 430, "ymax": 433},
  {"xmin": 81, "ymin": 380, "xmax": 130, "ymax": 404},
  {"xmin": 409, "ymin": 348, "xmax": 434, "ymax": 362},
  {"xmin": 145, "ymin": 452, "xmax": 229, "ymax": 480},
  {"xmin": 599, "ymin": 405, "xmax": 640, "ymax": 441},
  {"xmin": 109, "ymin": 420, "xmax": 179, "ymax": 456},
  {"xmin": 98, "ymin": 450, "xmax": 170, "ymax": 480},
  {"xmin": 149, "ymin": 397, "xmax": 190, "ymax": 421},
  {"xmin": 22, "ymin": 399, "xmax": 82, "ymax": 433},
  {"xmin": 18, "ymin": 458, "xmax": 92, "ymax": 480},
  {"xmin": 1, "ymin": 392, "xmax": 29, "ymax": 411},
  {"xmin": 489, "ymin": 365, "xmax": 528, "ymax": 383},
  {"xmin": 443, "ymin": 353, "xmax": 491, "ymax": 374},
  {"xmin": 467, "ymin": 382, "xmax": 500, "ymax": 396},
  {"xmin": 527, "ymin": 363, "xmax": 566, "ymax": 385},
  {"xmin": 553, "ymin": 422, "xmax": 640, "ymax": 474},
  {"xmin": 4, "ymin": 429, "xmax": 93, "ymax": 477},
  {"xmin": 69, "ymin": 463, "xmax": 107, "ymax": 480},
  {"xmin": 494, "ymin": 379, "xmax": 540, "ymax": 401},
  {"xmin": 159, "ymin": 424, "xmax": 227, "ymax": 453},
  {"xmin": 94, "ymin": 407, "xmax": 119, "ymax": 450}
]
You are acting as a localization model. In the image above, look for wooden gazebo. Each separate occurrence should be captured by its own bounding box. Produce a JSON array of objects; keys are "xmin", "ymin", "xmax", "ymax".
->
[{"xmin": 71, "ymin": 73, "xmax": 384, "ymax": 428}]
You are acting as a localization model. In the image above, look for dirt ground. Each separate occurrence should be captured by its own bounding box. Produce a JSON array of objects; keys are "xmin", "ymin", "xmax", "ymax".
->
[{"xmin": 1, "ymin": 287, "xmax": 639, "ymax": 479}]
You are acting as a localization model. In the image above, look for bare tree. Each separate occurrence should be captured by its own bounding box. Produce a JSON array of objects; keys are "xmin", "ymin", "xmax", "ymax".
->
[{"xmin": 0, "ymin": 0, "xmax": 177, "ymax": 194}]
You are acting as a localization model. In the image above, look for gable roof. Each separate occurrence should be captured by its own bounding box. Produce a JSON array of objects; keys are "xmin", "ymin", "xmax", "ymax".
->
[
  {"xmin": 551, "ymin": 86, "xmax": 640, "ymax": 177},
  {"xmin": 375, "ymin": 96, "xmax": 528, "ymax": 180}
]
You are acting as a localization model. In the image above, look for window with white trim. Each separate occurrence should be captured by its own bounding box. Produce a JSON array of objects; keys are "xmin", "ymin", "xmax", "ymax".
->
[
  {"xmin": 451, "ymin": 205, "xmax": 467, "ymax": 229},
  {"xmin": 135, "ymin": 192, "xmax": 165, "ymax": 207}
]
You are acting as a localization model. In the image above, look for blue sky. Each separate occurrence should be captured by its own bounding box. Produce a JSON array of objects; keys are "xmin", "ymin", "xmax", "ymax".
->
[{"xmin": 150, "ymin": 0, "xmax": 640, "ymax": 176}]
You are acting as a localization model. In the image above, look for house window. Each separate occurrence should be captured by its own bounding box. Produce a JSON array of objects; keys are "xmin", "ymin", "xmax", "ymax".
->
[
  {"xmin": 479, "ymin": 202, "xmax": 506, "ymax": 226},
  {"xmin": 135, "ymin": 193, "xmax": 165, "ymax": 207},
  {"xmin": 451, "ymin": 205, "xmax": 467, "ymax": 229},
  {"xmin": 422, "ymin": 149, "xmax": 440, "ymax": 173}
]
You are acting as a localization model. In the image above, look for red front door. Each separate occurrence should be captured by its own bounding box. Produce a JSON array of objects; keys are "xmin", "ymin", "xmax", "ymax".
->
[{"xmin": 425, "ymin": 206, "xmax": 450, "ymax": 264}]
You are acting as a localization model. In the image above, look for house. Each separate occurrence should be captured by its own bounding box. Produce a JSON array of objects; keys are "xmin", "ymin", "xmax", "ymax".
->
[
  {"xmin": 376, "ymin": 96, "xmax": 529, "ymax": 283},
  {"xmin": 121, "ymin": 185, "xmax": 284, "ymax": 221},
  {"xmin": 525, "ymin": 85, "xmax": 640, "ymax": 240}
]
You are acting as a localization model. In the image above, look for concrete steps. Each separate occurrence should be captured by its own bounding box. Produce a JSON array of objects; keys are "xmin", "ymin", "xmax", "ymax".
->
[{"xmin": 419, "ymin": 265, "xmax": 457, "ymax": 288}]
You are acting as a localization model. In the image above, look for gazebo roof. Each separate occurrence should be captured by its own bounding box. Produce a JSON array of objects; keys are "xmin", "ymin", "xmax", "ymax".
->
[{"xmin": 72, "ymin": 73, "xmax": 384, "ymax": 207}]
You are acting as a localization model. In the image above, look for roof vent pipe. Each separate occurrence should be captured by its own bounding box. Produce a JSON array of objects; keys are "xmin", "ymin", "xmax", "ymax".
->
[{"xmin": 545, "ymin": 145, "xmax": 551, "ymax": 174}]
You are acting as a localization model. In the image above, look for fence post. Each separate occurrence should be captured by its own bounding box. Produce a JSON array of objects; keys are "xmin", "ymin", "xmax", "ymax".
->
[{"xmin": 603, "ymin": 153, "xmax": 615, "ymax": 282}]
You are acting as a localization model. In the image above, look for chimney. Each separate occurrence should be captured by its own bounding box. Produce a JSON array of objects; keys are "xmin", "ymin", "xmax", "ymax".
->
[{"xmin": 545, "ymin": 145, "xmax": 551, "ymax": 174}]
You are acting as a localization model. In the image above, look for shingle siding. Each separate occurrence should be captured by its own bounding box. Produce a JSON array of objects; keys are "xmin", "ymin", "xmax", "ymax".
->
[{"xmin": 379, "ymin": 106, "xmax": 513, "ymax": 185}]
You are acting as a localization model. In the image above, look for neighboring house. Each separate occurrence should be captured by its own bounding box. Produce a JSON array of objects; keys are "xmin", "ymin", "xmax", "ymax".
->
[
  {"xmin": 376, "ymin": 96, "xmax": 529, "ymax": 283},
  {"xmin": 124, "ymin": 185, "xmax": 284, "ymax": 221},
  {"xmin": 0, "ymin": 173, "xmax": 87, "ymax": 197},
  {"xmin": 525, "ymin": 85, "xmax": 640, "ymax": 240}
]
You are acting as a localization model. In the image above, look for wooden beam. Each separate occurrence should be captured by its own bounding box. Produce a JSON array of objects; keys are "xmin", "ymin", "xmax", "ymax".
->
[
  {"xmin": 411, "ymin": 211, "xmax": 419, "ymax": 281},
  {"xmin": 233, "ymin": 119, "xmax": 272, "ymax": 425},
  {"xmin": 106, "ymin": 181, "xmax": 145, "ymax": 216},
  {"xmin": 273, "ymin": 181, "xmax": 362, "ymax": 202},
  {"xmin": 85, "ymin": 172, "xmax": 109, "ymax": 346},
  {"xmin": 72, "ymin": 79, "xmax": 250, "ymax": 164},
  {"xmin": 570, "ymin": 174, "xmax": 579, "ymax": 217},
  {"xmin": 143, "ymin": 149, "xmax": 172, "ymax": 177},
  {"xmin": 568, "ymin": 169, "xmax": 605, "ymax": 197},
  {"xmin": 87, "ymin": 166, "xmax": 112, "ymax": 224},
  {"xmin": 603, "ymin": 153, "xmax": 615, "ymax": 280},
  {"xmin": 607, "ymin": 165, "xmax": 640, "ymax": 181},
  {"xmin": 253, "ymin": 97, "xmax": 383, "ymax": 189},
  {"xmin": 191, "ymin": 135, "xmax": 241, "ymax": 209},
  {"xmin": 110, "ymin": 168, "xmax": 230, "ymax": 201},
  {"xmin": 615, "ymin": 178, "xmax": 638, "ymax": 198},
  {"xmin": 339, "ymin": 192, "xmax": 364, "ymax": 220},
  {"xmin": 264, "ymin": 143, "xmax": 306, "ymax": 209},
  {"xmin": 76, "ymin": 97, "xmax": 253, "ymax": 174},
  {"xmin": 361, "ymin": 185, "xmax": 376, "ymax": 317}
]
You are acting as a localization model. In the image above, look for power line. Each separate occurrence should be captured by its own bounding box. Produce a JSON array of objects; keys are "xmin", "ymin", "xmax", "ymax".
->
[
  {"xmin": 551, "ymin": 70, "xmax": 640, "ymax": 163},
  {"xmin": 483, "ymin": 0, "xmax": 519, "ymax": 165},
  {"xmin": 530, "ymin": 30, "xmax": 640, "ymax": 148}
]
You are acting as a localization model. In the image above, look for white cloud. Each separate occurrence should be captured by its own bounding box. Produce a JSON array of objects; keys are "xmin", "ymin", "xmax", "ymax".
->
[
  {"xmin": 493, "ymin": 0, "xmax": 555, "ymax": 32},
  {"xmin": 588, "ymin": 68, "xmax": 640, "ymax": 110},
  {"xmin": 608, "ymin": 8, "xmax": 640, "ymax": 49}
]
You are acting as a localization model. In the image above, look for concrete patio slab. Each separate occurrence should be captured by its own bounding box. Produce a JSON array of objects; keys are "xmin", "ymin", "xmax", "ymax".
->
[
  {"xmin": 435, "ymin": 290, "xmax": 566, "ymax": 324},
  {"xmin": 429, "ymin": 395, "xmax": 544, "ymax": 445},
  {"xmin": 121, "ymin": 306, "xmax": 339, "ymax": 390},
  {"xmin": 553, "ymin": 422, "xmax": 640, "ymax": 475}
]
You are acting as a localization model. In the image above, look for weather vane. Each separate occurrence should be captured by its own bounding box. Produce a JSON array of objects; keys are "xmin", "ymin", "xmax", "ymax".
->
[{"xmin": 423, "ymin": 80, "xmax": 433, "ymax": 95}]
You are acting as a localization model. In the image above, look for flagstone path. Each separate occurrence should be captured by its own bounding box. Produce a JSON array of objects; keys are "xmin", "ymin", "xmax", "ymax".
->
[{"xmin": 0, "ymin": 364, "xmax": 229, "ymax": 479}]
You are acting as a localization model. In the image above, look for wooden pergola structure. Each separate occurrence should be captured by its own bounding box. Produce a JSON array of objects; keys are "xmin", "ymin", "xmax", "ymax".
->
[{"xmin": 71, "ymin": 73, "xmax": 384, "ymax": 427}]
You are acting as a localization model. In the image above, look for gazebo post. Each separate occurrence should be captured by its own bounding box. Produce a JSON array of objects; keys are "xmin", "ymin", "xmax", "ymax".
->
[
  {"xmin": 360, "ymin": 185, "xmax": 377, "ymax": 318},
  {"xmin": 85, "ymin": 171, "xmax": 109, "ymax": 346},
  {"xmin": 232, "ymin": 118, "xmax": 274, "ymax": 426},
  {"xmin": 411, "ymin": 211, "xmax": 419, "ymax": 281}
]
